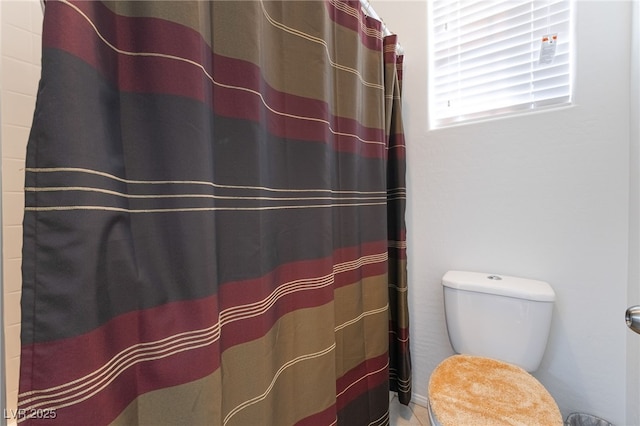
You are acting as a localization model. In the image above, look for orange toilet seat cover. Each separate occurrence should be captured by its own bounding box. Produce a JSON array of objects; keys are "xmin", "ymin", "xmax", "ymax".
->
[{"xmin": 428, "ymin": 354, "xmax": 563, "ymax": 426}]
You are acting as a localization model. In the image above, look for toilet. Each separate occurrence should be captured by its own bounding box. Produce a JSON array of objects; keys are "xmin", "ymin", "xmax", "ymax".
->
[{"xmin": 427, "ymin": 270, "xmax": 563, "ymax": 425}]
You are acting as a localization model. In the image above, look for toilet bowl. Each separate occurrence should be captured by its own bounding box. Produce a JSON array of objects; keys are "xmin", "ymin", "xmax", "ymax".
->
[
  {"xmin": 427, "ymin": 355, "xmax": 562, "ymax": 425},
  {"xmin": 428, "ymin": 271, "xmax": 562, "ymax": 425}
]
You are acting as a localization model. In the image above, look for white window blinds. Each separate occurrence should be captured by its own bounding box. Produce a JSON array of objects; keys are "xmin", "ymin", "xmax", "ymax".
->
[{"xmin": 430, "ymin": 0, "xmax": 573, "ymax": 127}]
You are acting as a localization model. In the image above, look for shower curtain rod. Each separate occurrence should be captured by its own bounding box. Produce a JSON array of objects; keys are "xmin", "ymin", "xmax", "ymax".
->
[{"xmin": 359, "ymin": 0, "xmax": 404, "ymax": 55}]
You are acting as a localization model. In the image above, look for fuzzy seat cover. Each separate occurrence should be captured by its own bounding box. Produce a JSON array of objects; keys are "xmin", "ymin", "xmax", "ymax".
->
[{"xmin": 428, "ymin": 355, "xmax": 563, "ymax": 426}]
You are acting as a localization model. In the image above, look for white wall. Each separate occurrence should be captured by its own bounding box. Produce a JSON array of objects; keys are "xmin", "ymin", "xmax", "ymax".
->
[
  {"xmin": 0, "ymin": 0, "xmax": 42, "ymax": 421},
  {"xmin": 372, "ymin": 1, "xmax": 634, "ymax": 424}
]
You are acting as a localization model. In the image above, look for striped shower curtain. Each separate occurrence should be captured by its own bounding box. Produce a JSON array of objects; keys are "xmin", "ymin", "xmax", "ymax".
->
[{"xmin": 18, "ymin": 1, "xmax": 410, "ymax": 425}]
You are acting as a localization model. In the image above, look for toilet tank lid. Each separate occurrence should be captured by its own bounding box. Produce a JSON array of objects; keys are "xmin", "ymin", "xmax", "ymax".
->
[{"xmin": 442, "ymin": 270, "xmax": 556, "ymax": 302}]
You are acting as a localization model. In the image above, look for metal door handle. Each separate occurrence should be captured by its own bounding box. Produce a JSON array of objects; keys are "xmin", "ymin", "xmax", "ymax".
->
[{"xmin": 626, "ymin": 306, "xmax": 640, "ymax": 334}]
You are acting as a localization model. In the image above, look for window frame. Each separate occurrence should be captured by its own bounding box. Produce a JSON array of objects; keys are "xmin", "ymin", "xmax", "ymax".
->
[{"xmin": 427, "ymin": 0, "xmax": 575, "ymax": 129}]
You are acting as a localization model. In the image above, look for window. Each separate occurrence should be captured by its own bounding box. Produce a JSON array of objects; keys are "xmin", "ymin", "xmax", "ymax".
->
[{"xmin": 429, "ymin": 0, "xmax": 573, "ymax": 128}]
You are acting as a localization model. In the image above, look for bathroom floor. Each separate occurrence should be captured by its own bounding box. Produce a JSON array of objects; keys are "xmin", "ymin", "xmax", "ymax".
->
[{"xmin": 389, "ymin": 394, "xmax": 431, "ymax": 425}]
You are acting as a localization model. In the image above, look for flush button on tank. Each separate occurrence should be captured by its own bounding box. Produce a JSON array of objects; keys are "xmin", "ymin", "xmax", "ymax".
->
[{"xmin": 487, "ymin": 275, "xmax": 502, "ymax": 280}]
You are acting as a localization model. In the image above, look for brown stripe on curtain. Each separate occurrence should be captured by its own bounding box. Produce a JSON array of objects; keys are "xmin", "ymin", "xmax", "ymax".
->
[{"xmin": 19, "ymin": 1, "xmax": 410, "ymax": 425}]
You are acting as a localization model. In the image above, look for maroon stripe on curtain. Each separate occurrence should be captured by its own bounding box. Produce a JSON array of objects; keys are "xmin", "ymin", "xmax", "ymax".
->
[
  {"xmin": 295, "ymin": 405, "xmax": 338, "ymax": 426},
  {"xmin": 57, "ymin": 1, "xmax": 209, "ymax": 65},
  {"xmin": 42, "ymin": 1, "xmax": 386, "ymax": 159},
  {"xmin": 335, "ymin": 352, "xmax": 388, "ymax": 410},
  {"xmin": 18, "ymin": 240, "xmax": 386, "ymax": 387},
  {"xmin": 19, "ymin": 295, "xmax": 220, "ymax": 386},
  {"xmin": 324, "ymin": 0, "xmax": 383, "ymax": 51},
  {"xmin": 18, "ymin": 330, "xmax": 219, "ymax": 425}
]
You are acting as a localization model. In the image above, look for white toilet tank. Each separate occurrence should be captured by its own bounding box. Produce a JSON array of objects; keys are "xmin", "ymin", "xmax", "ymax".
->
[{"xmin": 442, "ymin": 270, "xmax": 555, "ymax": 372}]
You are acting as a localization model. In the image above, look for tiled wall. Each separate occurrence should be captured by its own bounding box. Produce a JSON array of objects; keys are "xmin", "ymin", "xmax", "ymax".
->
[{"xmin": 1, "ymin": 0, "xmax": 43, "ymax": 419}]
